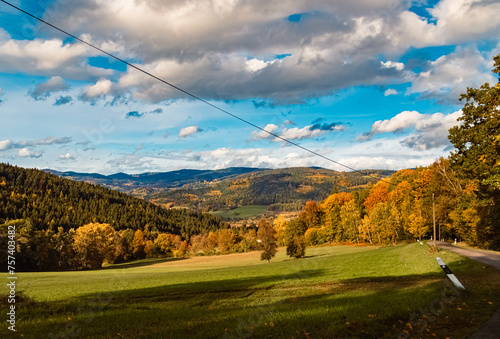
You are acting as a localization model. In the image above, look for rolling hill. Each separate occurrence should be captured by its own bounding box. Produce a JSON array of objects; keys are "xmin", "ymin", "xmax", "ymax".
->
[
  {"xmin": 147, "ymin": 167, "xmax": 394, "ymax": 212},
  {"xmin": 0, "ymin": 163, "xmax": 227, "ymax": 238},
  {"xmin": 43, "ymin": 167, "xmax": 265, "ymax": 198}
]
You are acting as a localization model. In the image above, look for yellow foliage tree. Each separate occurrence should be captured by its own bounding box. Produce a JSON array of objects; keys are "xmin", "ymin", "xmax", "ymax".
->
[
  {"xmin": 73, "ymin": 223, "xmax": 121, "ymax": 269},
  {"xmin": 273, "ymin": 214, "xmax": 288, "ymax": 246},
  {"xmin": 363, "ymin": 182, "xmax": 390, "ymax": 213},
  {"xmin": 132, "ymin": 229, "xmax": 147, "ymax": 259}
]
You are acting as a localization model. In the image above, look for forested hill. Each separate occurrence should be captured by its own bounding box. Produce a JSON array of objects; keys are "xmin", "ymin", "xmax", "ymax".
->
[
  {"xmin": 44, "ymin": 167, "xmax": 265, "ymax": 198},
  {"xmin": 148, "ymin": 167, "xmax": 394, "ymax": 211},
  {"xmin": 0, "ymin": 163, "xmax": 227, "ymax": 239}
]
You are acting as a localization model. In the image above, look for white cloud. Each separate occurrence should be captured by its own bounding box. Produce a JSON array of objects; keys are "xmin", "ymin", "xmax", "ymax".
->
[
  {"xmin": 0, "ymin": 0, "xmax": 496, "ymax": 104},
  {"xmin": 0, "ymin": 30, "xmax": 109, "ymax": 80},
  {"xmin": 79, "ymin": 79, "xmax": 113, "ymax": 101},
  {"xmin": 0, "ymin": 136, "xmax": 72, "ymax": 151},
  {"xmin": 407, "ymin": 47, "xmax": 497, "ymax": 102},
  {"xmin": 113, "ymin": 135, "xmax": 448, "ymax": 173},
  {"xmin": 275, "ymin": 125, "xmax": 326, "ymax": 141},
  {"xmin": 358, "ymin": 110, "xmax": 462, "ymax": 150},
  {"xmin": 179, "ymin": 125, "xmax": 201, "ymax": 138},
  {"xmin": 59, "ymin": 153, "xmax": 76, "ymax": 160},
  {"xmin": 29, "ymin": 76, "xmax": 69, "ymax": 100},
  {"xmin": 429, "ymin": 0, "xmax": 500, "ymax": 44},
  {"xmin": 17, "ymin": 148, "xmax": 42, "ymax": 158},
  {"xmin": 381, "ymin": 61, "xmax": 405, "ymax": 71},
  {"xmin": 251, "ymin": 124, "xmax": 278, "ymax": 141},
  {"xmin": 273, "ymin": 121, "xmax": 348, "ymax": 142},
  {"xmin": 384, "ymin": 89, "xmax": 398, "ymax": 96},
  {"xmin": 34, "ymin": 1, "xmax": 427, "ymax": 102},
  {"xmin": 0, "ymin": 140, "xmax": 13, "ymax": 151}
]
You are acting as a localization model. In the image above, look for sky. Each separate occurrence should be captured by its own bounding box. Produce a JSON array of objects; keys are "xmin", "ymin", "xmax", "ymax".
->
[{"xmin": 0, "ymin": 0, "xmax": 499, "ymax": 175}]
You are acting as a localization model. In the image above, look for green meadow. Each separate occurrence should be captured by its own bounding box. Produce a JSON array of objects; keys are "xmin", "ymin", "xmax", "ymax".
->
[{"xmin": 2, "ymin": 243, "xmax": 499, "ymax": 338}]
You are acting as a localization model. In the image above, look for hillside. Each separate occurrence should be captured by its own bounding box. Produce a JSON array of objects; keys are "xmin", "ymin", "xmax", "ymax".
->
[
  {"xmin": 44, "ymin": 167, "xmax": 265, "ymax": 198},
  {"xmin": 147, "ymin": 167, "xmax": 394, "ymax": 212},
  {"xmin": 0, "ymin": 163, "xmax": 227, "ymax": 239}
]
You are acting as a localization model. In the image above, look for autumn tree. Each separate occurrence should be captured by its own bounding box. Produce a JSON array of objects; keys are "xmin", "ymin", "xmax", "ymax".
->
[
  {"xmin": 320, "ymin": 192, "xmax": 352, "ymax": 242},
  {"xmin": 363, "ymin": 182, "xmax": 390, "ymax": 213},
  {"xmin": 273, "ymin": 214, "xmax": 288, "ymax": 246},
  {"xmin": 154, "ymin": 233, "xmax": 173, "ymax": 256},
  {"xmin": 407, "ymin": 198, "xmax": 429, "ymax": 240},
  {"xmin": 448, "ymin": 53, "xmax": 500, "ymax": 249},
  {"xmin": 132, "ymin": 229, "xmax": 147, "ymax": 259},
  {"xmin": 285, "ymin": 219, "xmax": 307, "ymax": 258},
  {"xmin": 73, "ymin": 223, "xmax": 121, "ymax": 269},
  {"xmin": 257, "ymin": 218, "xmax": 278, "ymax": 263},
  {"xmin": 286, "ymin": 236, "xmax": 307, "ymax": 259},
  {"xmin": 340, "ymin": 200, "xmax": 361, "ymax": 242},
  {"xmin": 237, "ymin": 229, "xmax": 259, "ymax": 252},
  {"xmin": 299, "ymin": 201, "xmax": 323, "ymax": 229},
  {"xmin": 217, "ymin": 228, "xmax": 236, "ymax": 254},
  {"xmin": 203, "ymin": 231, "xmax": 218, "ymax": 255}
]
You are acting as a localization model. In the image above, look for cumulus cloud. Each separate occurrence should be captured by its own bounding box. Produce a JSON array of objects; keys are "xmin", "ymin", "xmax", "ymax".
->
[
  {"xmin": 59, "ymin": 153, "xmax": 76, "ymax": 160},
  {"xmin": 0, "ymin": 30, "xmax": 110, "ymax": 80},
  {"xmin": 250, "ymin": 124, "xmax": 279, "ymax": 141},
  {"xmin": 381, "ymin": 61, "xmax": 405, "ymax": 71},
  {"xmin": 79, "ymin": 78, "xmax": 113, "ymax": 102},
  {"xmin": 0, "ymin": 136, "xmax": 72, "ymax": 151},
  {"xmin": 31, "ymin": 136, "xmax": 73, "ymax": 146},
  {"xmin": 273, "ymin": 121, "xmax": 348, "ymax": 142},
  {"xmin": 126, "ymin": 111, "xmax": 142, "ymax": 118},
  {"xmin": 179, "ymin": 125, "xmax": 202, "ymax": 138},
  {"xmin": 249, "ymin": 120, "xmax": 348, "ymax": 143},
  {"xmin": 37, "ymin": 0, "xmax": 434, "ymax": 103},
  {"xmin": 407, "ymin": 47, "xmax": 497, "ymax": 103},
  {"xmin": 0, "ymin": 140, "xmax": 13, "ymax": 151},
  {"xmin": 17, "ymin": 148, "xmax": 42, "ymax": 158},
  {"xmin": 384, "ymin": 89, "xmax": 398, "ymax": 96},
  {"xmin": 0, "ymin": 0, "xmax": 496, "ymax": 104},
  {"xmin": 428, "ymin": 0, "xmax": 500, "ymax": 44},
  {"xmin": 357, "ymin": 110, "xmax": 462, "ymax": 150},
  {"xmin": 125, "ymin": 107, "xmax": 164, "ymax": 118},
  {"xmin": 29, "ymin": 76, "xmax": 69, "ymax": 100},
  {"xmin": 54, "ymin": 95, "xmax": 73, "ymax": 106},
  {"xmin": 135, "ymin": 137, "xmax": 445, "ymax": 172}
]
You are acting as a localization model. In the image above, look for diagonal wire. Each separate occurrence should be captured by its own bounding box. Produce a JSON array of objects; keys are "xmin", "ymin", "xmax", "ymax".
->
[{"xmin": 0, "ymin": 0, "xmax": 397, "ymax": 186}]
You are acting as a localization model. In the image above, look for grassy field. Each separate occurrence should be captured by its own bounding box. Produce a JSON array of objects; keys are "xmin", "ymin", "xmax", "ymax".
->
[
  {"xmin": 211, "ymin": 205, "xmax": 268, "ymax": 219},
  {"xmin": 1, "ymin": 243, "xmax": 500, "ymax": 338}
]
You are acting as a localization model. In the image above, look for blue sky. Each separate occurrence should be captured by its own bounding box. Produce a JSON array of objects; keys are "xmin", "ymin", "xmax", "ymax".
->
[{"xmin": 0, "ymin": 0, "xmax": 499, "ymax": 174}]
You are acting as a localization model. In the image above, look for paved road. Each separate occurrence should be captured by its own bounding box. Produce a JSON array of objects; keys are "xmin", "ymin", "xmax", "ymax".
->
[
  {"xmin": 436, "ymin": 242, "xmax": 500, "ymax": 339},
  {"xmin": 437, "ymin": 242, "xmax": 500, "ymax": 270}
]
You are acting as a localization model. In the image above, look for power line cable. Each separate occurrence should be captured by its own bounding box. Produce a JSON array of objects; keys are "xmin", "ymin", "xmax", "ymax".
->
[{"xmin": 1, "ymin": 0, "xmax": 397, "ymax": 187}]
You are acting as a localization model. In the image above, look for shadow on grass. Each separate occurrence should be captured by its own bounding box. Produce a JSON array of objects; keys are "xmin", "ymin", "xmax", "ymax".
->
[
  {"xmin": 10, "ymin": 253, "xmax": 497, "ymax": 339},
  {"xmin": 11, "ymin": 269, "xmax": 460, "ymax": 339},
  {"xmin": 100, "ymin": 257, "xmax": 187, "ymax": 270}
]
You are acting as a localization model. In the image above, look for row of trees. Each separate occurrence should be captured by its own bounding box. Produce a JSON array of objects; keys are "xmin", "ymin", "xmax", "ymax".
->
[
  {"xmin": 0, "ymin": 219, "xmax": 191, "ymax": 270},
  {"xmin": 275, "ymin": 161, "xmax": 467, "ymax": 246},
  {"xmin": 0, "ymin": 217, "xmax": 306, "ymax": 270}
]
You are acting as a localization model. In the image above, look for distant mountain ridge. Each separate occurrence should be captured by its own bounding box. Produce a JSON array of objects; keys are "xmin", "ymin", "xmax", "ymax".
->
[
  {"xmin": 147, "ymin": 167, "xmax": 394, "ymax": 212},
  {"xmin": 44, "ymin": 167, "xmax": 395, "ymax": 212},
  {"xmin": 43, "ymin": 167, "xmax": 266, "ymax": 197}
]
